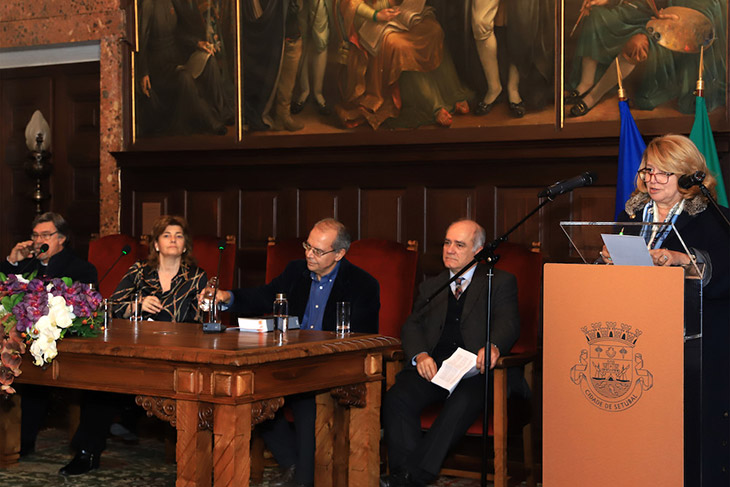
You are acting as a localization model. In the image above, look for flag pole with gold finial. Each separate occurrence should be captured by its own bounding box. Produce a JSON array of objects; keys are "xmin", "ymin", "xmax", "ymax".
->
[
  {"xmin": 695, "ymin": 46, "xmax": 705, "ymax": 97},
  {"xmin": 616, "ymin": 58, "xmax": 627, "ymax": 101}
]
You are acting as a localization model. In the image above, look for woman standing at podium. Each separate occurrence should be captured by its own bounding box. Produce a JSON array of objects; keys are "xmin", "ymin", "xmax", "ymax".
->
[
  {"xmin": 615, "ymin": 134, "xmax": 728, "ymax": 316},
  {"xmin": 613, "ymin": 133, "xmax": 729, "ymax": 486}
]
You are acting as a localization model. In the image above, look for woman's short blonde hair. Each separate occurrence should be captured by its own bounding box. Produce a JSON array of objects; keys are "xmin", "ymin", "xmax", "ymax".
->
[
  {"xmin": 147, "ymin": 215, "xmax": 195, "ymax": 268},
  {"xmin": 636, "ymin": 134, "xmax": 717, "ymax": 199}
]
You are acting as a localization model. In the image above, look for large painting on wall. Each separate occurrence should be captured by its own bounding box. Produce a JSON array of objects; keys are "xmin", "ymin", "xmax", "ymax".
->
[
  {"xmin": 562, "ymin": 0, "xmax": 726, "ymax": 125},
  {"xmin": 239, "ymin": 0, "xmax": 557, "ymax": 136},
  {"xmin": 129, "ymin": 0, "xmax": 727, "ymax": 148},
  {"xmin": 133, "ymin": 0, "xmax": 238, "ymax": 140}
]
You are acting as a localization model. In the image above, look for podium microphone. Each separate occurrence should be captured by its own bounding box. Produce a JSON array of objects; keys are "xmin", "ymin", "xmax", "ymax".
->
[
  {"xmin": 98, "ymin": 245, "xmax": 132, "ymax": 285},
  {"xmin": 678, "ymin": 171, "xmax": 706, "ymax": 190},
  {"xmin": 17, "ymin": 243, "xmax": 49, "ymax": 274},
  {"xmin": 538, "ymin": 172, "xmax": 597, "ymax": 198},
  {"xmin": 203, "ymin": 238, "xmax": 227, "ymax": 333}
]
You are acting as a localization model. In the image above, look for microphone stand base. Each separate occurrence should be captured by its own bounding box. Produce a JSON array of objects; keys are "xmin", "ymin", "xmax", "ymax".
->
[{"xmin": 202, "ymin": 322, "xmax": 225, "ymax": 333}]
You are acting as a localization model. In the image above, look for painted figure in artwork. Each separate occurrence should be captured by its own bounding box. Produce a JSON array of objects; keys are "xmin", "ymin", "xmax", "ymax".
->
[
  {"xmin": 136, "ymin": 0, "xmax": 235, "ymax": 136},
  {"xmin": 336, "ymin": 0, "xmax": 472, "ymax": 129},
  {"xmin": 566, "ymin": 0, "xmax": 726, "ymax": 117}
]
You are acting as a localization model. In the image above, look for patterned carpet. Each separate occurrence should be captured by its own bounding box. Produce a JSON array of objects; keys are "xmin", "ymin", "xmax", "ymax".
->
[{"xmin": 0, "ymin": 428, "xmax": 510, "ymax": 486}]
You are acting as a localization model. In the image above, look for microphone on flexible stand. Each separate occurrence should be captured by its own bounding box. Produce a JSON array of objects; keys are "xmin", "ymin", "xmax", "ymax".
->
[
  {"xmin": 17, "ymin": 243, "xmax": 49, "ymax": 275},
  {"xmin": 98, "ymin": 245, "xmax": 133, "ymax": 286},
  {"xmin": 538, "ymin": 172, "xmax": 598, "ymax": 199},
  {"xmin": 203, "ymin": 238, "xmax": 227, "ymax": 333}
]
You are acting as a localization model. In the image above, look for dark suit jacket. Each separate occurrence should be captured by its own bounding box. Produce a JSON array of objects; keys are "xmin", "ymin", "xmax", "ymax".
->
[
  {"xmin": 0, "ymin": 246, "xmax": 98, "ymax": 284},
  {"xmin": 400, "ymin": 264, "xmax": 520, "ymax": 367},
  {"xmin": 619, "ymin": 202, "xmax": 729, "ymax": 302},
  {"xmin": 229, "ymin": 258, "xmax": 380, "ymax": 333}
]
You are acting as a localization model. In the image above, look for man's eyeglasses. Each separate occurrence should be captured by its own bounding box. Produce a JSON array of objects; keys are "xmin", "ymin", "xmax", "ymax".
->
[
  {"xmin": 30, "ymin": 231, "xmax": 58, "ymax": 241},
  {"xmin": 302, "ymin": 241, "xmax": 337, "ymax": 258},
  {"xmin": 638, "ymin": 168, "xmax": 674, "ymax": 184}
]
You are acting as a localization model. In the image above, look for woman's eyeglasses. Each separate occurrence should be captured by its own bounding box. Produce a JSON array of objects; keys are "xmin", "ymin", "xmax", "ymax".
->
[{"xmin": 638, "ymin": 168, "xmax": 674, "ymax": 184}]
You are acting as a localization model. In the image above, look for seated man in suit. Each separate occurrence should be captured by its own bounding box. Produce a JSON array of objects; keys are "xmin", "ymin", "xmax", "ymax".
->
[
  {"xmin": 1, "ymin": 211, "xmax": 97, "ymax": 284},
  {"xmin": 1, "ymin": 212, "xmax": 98, "ymax": 457},
  {"xmin": 215, "ymin": 218, "xmax": 380, "ymax": 487},
  {"xmin": 380, "ymin": 219, "xmax": 520, "ymax": 487}
]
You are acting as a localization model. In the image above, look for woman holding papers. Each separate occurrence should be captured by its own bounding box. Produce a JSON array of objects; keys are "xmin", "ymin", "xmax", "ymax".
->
[
  {"xmin": 110, "ymin": 215, "xmax": 207, "ymax": 323},
  {"xmin": 611, "ymin": 135, "xmax": 728, "ymax": 293},
  {"xmin": 609, "ymin": 134, "xmax": 729, "ymax": 486}
]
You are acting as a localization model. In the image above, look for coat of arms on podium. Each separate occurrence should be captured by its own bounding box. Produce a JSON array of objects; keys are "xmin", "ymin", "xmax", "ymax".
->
[{"xmin": 570, "ymin": 322, "xmax": 653, "ymax": 411}]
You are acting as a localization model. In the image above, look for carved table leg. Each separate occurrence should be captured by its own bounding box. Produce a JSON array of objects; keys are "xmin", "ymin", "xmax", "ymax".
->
[
  {"xmin": 213, "ymin": 402, "xmax": 251, "ymax": 487},
  {"xmin": 176, "ymin": 400, "xmax": 212, "ymax": 487},
  {"xmin": 315, "ymin": 391, "xmax": 335, "ymax": 486},
  {"xmin": 347, "ymin": 381, "xmax": 380, "ymax": 487}
]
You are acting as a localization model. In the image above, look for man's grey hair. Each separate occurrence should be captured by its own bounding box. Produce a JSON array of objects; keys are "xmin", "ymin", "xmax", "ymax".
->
[
  {"xmin": 32, "ymin": 212, "xmax": 70, "ymax": 246},
  {"xmin": 314, "ymin": 218, "xmax": 351, "ymax": 251},
  {"xmin": 450, "ymin": 218, "xmax": 486, "ymax": 251}
]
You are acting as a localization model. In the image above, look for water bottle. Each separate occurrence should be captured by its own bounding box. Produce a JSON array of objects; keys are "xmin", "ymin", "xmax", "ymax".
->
[
  {"xmin": 273, "ymin": 293, "xmax": 289, "ymax": 339},
  {"xmin": 201, "ymin": 276, "xmax": 219, "ymax": 323}
]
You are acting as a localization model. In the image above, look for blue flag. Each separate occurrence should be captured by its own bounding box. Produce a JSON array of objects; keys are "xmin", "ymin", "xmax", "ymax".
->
[
  {"xmin": 616, "ymin": 100, "xmax": 645, "ymax": 218},
  {"xmin": 690, "ymin": 96, "xmax": 728, "ymax": 207}
]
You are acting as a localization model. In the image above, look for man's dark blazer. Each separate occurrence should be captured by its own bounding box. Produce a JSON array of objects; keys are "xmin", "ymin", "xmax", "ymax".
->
[
  {"xmin": 229, "ymin": 258, "xmax": 380, "ymax": 333},
  {"xmin": 0, "ymin": 246, "xmax": 97, "ymax": 284},
  {"xmin": 400, "ymin": 263, "xmax": 520, "ymax": 365}
]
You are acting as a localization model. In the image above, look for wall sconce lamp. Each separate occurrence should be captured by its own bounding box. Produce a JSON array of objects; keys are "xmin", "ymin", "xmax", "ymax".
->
[{"xmin": 24, "ymin": 110, "xmax": 53, "ymax": 215}]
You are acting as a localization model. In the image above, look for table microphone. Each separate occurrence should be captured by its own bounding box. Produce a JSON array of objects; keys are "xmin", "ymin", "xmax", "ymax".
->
[
  {"xmin": 17, "ymin": 243, "xmax": 49, "ymax": 274},
  {"xmin": 202, "ymin": 238, "xmax": 227, "ymax": 333},
  {"xmin": 678, "ymin": 171, "xmax": 706, "ymax": 190},
  {"xmin": 538, "ymin": 172, "xmax": 597, "ymax": 198},
  {"xmin": 98, "ymin": 245, "xmax": 132, "ymax": 286}
]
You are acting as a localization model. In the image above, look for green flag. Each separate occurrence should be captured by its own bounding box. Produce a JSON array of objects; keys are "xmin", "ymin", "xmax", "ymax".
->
[{"xmin": 690, "ymin": 96, "xmax": 728, "ymax": 206}]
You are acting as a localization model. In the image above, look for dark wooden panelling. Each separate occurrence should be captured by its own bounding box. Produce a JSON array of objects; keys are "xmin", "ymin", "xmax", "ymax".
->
[
  {"xmin": 424, "ymin": 188, "xmax": 474, "ymax": 253},
  {"xmin": 185, "ymin": 191, "xmax": 224, "ymax": 237},
  {"xmin": 360, "ymin": 188, "xmax": 405, "ymax": 242},
  {"xmin": 495, "ymin": 187, "xmax": 543, "ymax": 249},
  {"xmin": 299, "ymin": 189, "xmax": 338, "ymax": 235},
  {"xmin": 239, "ymin": 190, "xmax": 277, "ymax": 246},
  {"xmin": 132, "ymin": 191, "xmax": 170, "ymax": 236}
]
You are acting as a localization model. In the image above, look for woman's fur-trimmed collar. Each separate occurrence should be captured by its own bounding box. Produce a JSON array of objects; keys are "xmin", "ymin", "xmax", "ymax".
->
[{"xmin": 624, "ymin": 192, "xmax": 708, "ymax": 217}]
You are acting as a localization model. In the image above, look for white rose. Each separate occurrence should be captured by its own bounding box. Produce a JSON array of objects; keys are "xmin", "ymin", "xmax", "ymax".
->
[{"xmin": 15, "ymin": 275, "xmax": 29, "ymax": 284}]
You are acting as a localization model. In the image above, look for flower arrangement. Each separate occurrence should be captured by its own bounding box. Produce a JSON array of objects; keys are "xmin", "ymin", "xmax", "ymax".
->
[{"xmin": 0, "ymin": 273, "xmax": 103, "ymax": 394}]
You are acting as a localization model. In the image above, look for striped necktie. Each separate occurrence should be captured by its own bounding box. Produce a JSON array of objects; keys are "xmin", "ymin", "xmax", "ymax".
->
[{"xmin": 453, "ymin": 277, "xmax": 465, "ymax": 300}]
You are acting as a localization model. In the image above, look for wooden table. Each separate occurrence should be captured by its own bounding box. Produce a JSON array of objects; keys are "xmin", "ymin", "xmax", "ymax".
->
[{"xmin": 4, "ymin": 320, "xmax": 399, "ymax": 487}]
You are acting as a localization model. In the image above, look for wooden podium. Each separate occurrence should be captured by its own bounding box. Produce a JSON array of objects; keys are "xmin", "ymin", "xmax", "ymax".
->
[{"xmin": 543, "ymin": 264, "xmax": 687, "ymax": 486}]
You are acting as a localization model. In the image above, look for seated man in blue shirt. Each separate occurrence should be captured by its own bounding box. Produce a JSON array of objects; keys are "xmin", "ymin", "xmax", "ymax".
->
[{"xmin": 215, "ymin": 218, "xmax": 380, "ymax": 487}]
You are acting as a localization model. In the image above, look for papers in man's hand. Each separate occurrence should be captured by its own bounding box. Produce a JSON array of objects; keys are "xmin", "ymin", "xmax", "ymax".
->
[
  {"xmin": 431, "ymin": 347, "xmax": 479, "ymax": 394},
  {"xmin": 601, "ymin": 234, "xmax": 653, "ymax": 266}
]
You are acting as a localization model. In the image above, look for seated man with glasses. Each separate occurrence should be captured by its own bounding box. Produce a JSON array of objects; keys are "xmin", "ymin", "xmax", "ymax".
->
[
  {"xmin": 1, "ymin": 212, "xmax": 97, "ymax": 284},
  {"xmin": 212, "ymin": 218, "xmax": 380, "ymax": 487},
  {"xmin": 0, "ymin": 212, "xmax": 97, "ymax": 458}
]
